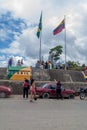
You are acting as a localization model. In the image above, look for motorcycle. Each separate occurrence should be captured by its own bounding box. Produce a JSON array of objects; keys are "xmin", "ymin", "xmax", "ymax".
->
[{"xmin": 79, "ymin": 87, "xmax": 87, "ymax": 100}]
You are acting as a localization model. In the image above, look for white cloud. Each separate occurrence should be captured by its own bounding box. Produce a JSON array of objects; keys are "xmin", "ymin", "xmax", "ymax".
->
[
  {"xmin": 0, "ymin": 55, "xmax": 5, "ymax": 60},
  {"xmin": 1, "ymin": 41, "xmax": 21, "ymax": 54},
  {"xmin": 0, "ymin": 0, "xmax": 87, "ymax": 67}
]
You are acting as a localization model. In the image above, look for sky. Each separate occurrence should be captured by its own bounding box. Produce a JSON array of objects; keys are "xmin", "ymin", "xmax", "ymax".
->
[{"xmin": 0, "ymin": 0, "xmax": 87, "ymax": 67}]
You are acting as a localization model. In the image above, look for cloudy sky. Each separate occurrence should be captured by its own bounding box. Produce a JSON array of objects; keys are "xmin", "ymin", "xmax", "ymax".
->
[{"xmin": 0, "ymin": 0, "xmax": 87, "ymax": 67}]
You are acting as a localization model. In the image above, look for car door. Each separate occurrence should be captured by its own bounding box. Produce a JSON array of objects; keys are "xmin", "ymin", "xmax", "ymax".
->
[
  {"xmin": 61, "ymin": 86, "xmax": 68, "ymax": 97},
  {"xmin": 48, "ymin": 84, "xmax": 56, "ymax": 97}
]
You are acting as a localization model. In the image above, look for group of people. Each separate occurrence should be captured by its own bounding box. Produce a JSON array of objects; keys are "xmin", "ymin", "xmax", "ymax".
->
[
  {"xmin": 23, "ymin": 78, "xmax": 37, "ymax": 102},
  {"xmin": 35, "ymin": 60, "xmax": 52, "ymax": 69},
  {"xmin": 23, "ymin": 78, "xmax": 63, "ymax": 101}
]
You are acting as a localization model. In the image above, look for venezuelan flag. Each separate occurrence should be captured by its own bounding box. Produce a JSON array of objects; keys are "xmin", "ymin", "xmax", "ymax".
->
[{"xmin": 53, "ymin": 19, "xmax": 65, "ymax": 35}]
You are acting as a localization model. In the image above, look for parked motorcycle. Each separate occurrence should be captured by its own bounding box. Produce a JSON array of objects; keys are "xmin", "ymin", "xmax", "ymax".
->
[{"xmin": 79, "ymin": 87, "xmax": 87, "ymax": 100}]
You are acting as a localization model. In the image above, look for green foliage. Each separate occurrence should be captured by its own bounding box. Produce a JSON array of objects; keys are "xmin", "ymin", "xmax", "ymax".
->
[
  {"xmin": 49, "ymin": 45, "xmax": 63, "ymax": 62},
  {"xmin": 68, "ymin": 61, "xmax": 80, "ymax": 68},
  {"xmin": 67, "ymin": 61, "xmax": 86, "ymax": 70},
  {"xmin": 81, "ymin": 64, "xmax": 86, "ymax": 70},
  {"xmin": 49, "ymin": 45, "xmax": 86, "ymax": 71}
]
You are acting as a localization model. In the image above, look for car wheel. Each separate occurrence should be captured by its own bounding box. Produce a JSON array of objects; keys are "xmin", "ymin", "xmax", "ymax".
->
[
  {"xmin": 69, "ymin": 94, "xmax": 75, "ymax": 99},
  {"xmin": 42, "ymin": 93, "xmax": 50, "ymax": 99},
  {"xmin": 80, "ymin": 93, "xmax": 85, "ymax": 100},
  {"xmin": 0, "ymin": 92, "xmax": 6, "ymax": 98}
]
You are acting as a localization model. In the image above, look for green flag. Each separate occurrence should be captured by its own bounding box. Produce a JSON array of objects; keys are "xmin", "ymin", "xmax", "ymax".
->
[{"xmin": 36, "ymin": 12, "xmax": 42, "ymax": 38}]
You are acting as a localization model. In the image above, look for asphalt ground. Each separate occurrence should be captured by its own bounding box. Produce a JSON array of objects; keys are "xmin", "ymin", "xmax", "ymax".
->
[{"xmin": 0, "ymin": 95, "xmax": 87, "ymax": 130}]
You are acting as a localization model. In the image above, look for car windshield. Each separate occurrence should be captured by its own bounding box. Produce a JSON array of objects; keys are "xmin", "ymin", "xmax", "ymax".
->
[
  {"xmin": 48, "ymin": 85, "xmax": 56, "ymax": 89},
  {"xmin": 42, "ymin": 84, "xmax": 65, "ymax": 90},
  {"xmin": 61, "ymin": 86, "xmax": 64, "ymax": 89},
  {"xmin": 42, "ymin": 84, "xmax": 48, "ymax": 88},
  {"xmin": 42, "ymin": 84, "xmax": 56, "ymax": 89}
]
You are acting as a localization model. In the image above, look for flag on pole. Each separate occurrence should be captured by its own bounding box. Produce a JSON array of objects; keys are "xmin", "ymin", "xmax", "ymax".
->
[
  {"xmin": 53, "ymin": 19, "xmax": 65, "ymax": 35},
  {"xmin": 36, "ymin": 12, "xmax": 42, "ymax": 38}
]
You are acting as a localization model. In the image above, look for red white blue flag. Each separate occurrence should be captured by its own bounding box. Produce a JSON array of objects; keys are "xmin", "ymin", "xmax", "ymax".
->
[{"xmin": 53, "ymin": 19, "xmax": 65, "ymax": 35}]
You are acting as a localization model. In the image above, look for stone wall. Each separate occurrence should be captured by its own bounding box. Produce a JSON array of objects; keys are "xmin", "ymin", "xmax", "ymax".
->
[
  {"xmin": 0, "ymin": 67, "xmax": 85, "ymax": 82},
  {"xmin": 0, "ymin": 68, "xmax": 7, "ymax": 79},
  {"xmin": 0, "ymin": 80, "xmax": 87, "ymax": 94},
  {"xmin": 31, "ymin": 68, "xmax": 85, "ymax": 82},
  {"xmin": 0, "ymin": 67, "xmax": 87, "ymax": 94}
]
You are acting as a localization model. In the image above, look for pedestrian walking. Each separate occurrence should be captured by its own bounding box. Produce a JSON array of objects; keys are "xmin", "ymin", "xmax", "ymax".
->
[{"xmin": 30, "ymin": 78, "xmax": 37, "ymax": 102}]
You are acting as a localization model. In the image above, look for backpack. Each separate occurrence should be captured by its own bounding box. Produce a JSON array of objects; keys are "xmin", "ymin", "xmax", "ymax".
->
[{"xmin": 24, "ymin": 79, "xmax": 30, "ymax": 89}]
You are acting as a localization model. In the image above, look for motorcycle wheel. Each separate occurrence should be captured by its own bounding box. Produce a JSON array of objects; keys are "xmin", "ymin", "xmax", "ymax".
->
[{"xmin": 80, "ymin": 93, "xmax": 85, "ymax": 100}]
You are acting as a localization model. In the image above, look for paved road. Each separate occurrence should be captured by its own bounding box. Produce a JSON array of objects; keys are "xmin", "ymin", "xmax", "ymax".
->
[{"xmin": 0, "ymin": 96, "xmax": 87, "ymax": 130}]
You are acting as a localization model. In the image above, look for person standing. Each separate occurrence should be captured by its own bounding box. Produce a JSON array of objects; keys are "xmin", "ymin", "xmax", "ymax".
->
[
  {"xmin": 55, "ymin": 79, "xmax": 63, "ymax": 99},
  {"xmin": 30, "ymin": 78, "xmax": 36, "ymax": 102},
  {"xmin": 23, "ymin": 78, "xmax": 29, "ymax": 99}
]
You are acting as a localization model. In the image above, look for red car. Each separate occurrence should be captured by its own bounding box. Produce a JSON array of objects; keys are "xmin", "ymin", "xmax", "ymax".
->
[
  {"xmin": 36, "ymin": 83, "xmax": 76, "ymax": 99},
  {"xmin": 0, "ymin": 85, "xmax": 12, "ymax": 98}
]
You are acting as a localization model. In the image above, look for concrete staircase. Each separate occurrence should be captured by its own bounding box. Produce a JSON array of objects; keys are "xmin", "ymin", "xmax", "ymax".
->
[
  {"xmin": 31, "ymin": 68, "xmax": 85, "ymax": 82},
  {"xmin": 63, "ymin": 72, "xmax": 73, "ymax": 82},
  {"xmin": 31, "ymin": 67, "xmax": 50, "ymax": 81}
]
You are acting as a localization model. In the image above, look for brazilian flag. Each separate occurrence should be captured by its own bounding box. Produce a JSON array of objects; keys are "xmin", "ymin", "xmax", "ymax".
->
[{"xmin": 36, "ymin": 12, "xmax": 42, "ymax": 38}]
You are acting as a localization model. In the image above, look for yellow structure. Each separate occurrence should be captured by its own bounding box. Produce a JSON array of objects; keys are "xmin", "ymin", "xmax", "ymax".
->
[{"xmin": 7, "ymin": 66, "xmax": 31, "ymax": 80}]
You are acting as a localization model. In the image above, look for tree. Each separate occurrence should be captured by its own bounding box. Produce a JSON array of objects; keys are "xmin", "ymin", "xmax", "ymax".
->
[
  {"xmin": 49, "ymin": 45, "xmax": 63, "ymax": 62},
  {"xmin": 67, "ymin": 61, "xmax": 81, "ymax": 70}
]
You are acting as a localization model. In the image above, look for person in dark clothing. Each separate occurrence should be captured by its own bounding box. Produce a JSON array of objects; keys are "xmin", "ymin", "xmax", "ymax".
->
[
  {"xmin": 23, "ymin": 78, "xmax": 29, "ymax": 99},
  {"xmin": 55, "ymin": 79, "xmax": 63, "ymax": 99},
  {"xmin": 45, "ymin": 61, "xmax": 48, "ymax": 69}
]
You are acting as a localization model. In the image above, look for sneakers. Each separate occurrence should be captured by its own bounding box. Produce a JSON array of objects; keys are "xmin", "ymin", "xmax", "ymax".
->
[{"xmin": 34, "ymin": 97, "xmax": 37, "ymax": 100}]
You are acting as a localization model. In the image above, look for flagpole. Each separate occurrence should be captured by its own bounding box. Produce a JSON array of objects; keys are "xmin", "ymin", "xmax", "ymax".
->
[
  {"xmin": 64, "ymin": 15, "xmax": 66, "ymax": 70},
  {"xmin": 36, "ymin": 11, "xmax": 42, "ymax": 64},
  {"xmin": 39, "ymin": 30, "xmax": 42, "ymax": 63},
  {"xmin": 39, "ymin": 11, "xmax": 42, "ymax": 63}
]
